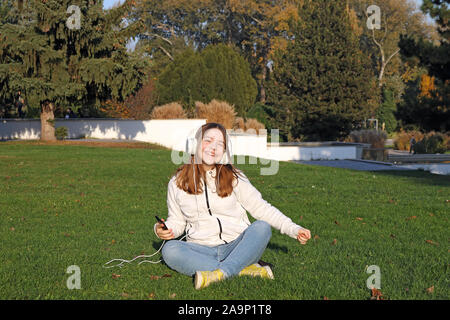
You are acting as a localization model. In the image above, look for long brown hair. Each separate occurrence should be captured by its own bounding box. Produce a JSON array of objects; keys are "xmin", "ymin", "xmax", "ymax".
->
[{"xmin": 172, "ymin": 122, "xmax": 244, "ymax": 197}]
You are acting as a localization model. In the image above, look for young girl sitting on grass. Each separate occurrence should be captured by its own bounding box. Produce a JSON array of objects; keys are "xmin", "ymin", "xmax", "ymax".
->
[{"xmin": 155, "ymin": 122, "xmax": 311, "ymax": 289}]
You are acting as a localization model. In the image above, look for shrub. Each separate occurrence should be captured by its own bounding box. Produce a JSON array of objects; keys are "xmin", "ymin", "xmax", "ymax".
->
[
  {"xmin": 150, "ymin": 102, "xmax": 187, "ymax": 119},
  {"xmin": 156, "ymin": 45, "xmax": 257, "ymax": 116},
  {"xmin": 345, "ymin": 129, "xmax": 388, "ymax": 161},
  {"xmin": 101, "ymin": 75, "xmax": 156, "ymax": 120},
  {"xmin": 393, "ymin": 130, "xmax": 425, "ymax": 151},
  {"xmin": 233, "ymin": 117, "xmax": 245, "ymax": 131},
  {"xmin": 55, "ymin": 126, "xmax": 68, "ymax": 140},
  {"xmin": 246, "ymin": 103, "xmax": 275, "ymax": 131},
  {"xmin": 232, "ymin": 116, "xmax": 265, "ymax": 134},
  {"xmin": 414, "ymin": 131, "xmax": 448, "ymax": 154},
  {"xmin": 100, "ymin": 100, "xmax": 132, "ymax": 119},
  {"xmin": 445, "ymin": 132, "xmax": 450, "ymax": 151},
  {"xmin": 346, "ymin": 129, "xmax": 387, "ymax": 148},
  {"xmin": 195, "ymin": 100, "xmax": 236, "ymax": 129},
  {"xmin": 123, "ymin": 74, "xmax": 156, "ymax": 120},
  {"xmin": 244, "ymin": 118, "xmax": 265, "ymax": 134}
]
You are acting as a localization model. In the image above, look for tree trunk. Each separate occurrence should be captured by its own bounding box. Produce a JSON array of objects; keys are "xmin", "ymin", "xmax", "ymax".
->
[
  {"xmin": 40, "ymin": 101, "xmax": 56, "ymax": 141},
  {"xmin": 259, "ymin": 64, "xmax": 267, "ymax": 104}
]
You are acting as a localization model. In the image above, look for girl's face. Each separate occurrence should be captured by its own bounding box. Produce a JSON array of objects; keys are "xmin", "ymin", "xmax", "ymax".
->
[{"xmin": 199, "ymin": 128, "xmax": 225, "ymax": 166}]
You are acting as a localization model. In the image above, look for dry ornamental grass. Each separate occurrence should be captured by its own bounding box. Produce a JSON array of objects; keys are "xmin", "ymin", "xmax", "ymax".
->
[
  {"xmin": 195, "ymin": 100, "xmax": 236, "ymax": 129},
  {"xmin": 150, "ymin": 102, "xmax": 187, "ymax": 120}
]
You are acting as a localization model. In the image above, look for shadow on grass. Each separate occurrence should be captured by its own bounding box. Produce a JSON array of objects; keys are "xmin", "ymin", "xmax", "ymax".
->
[
  {"xmin": 267, "ymin": 242, "xmax": 289, "ymax": 254},
  {"xmin": 151, "ymin": 240, "xmax": 166, "ymax": 252},
  {"xmin": 368, "ymin": 169, "xmax": 450, "ymax": 188}
]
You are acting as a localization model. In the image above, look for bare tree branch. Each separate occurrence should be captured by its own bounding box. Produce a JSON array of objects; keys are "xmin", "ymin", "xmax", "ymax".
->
[
  {"xmin": 141, "ymin": 32, "xmax": 173, "ymax": 45},
  {"xmin": 385, "ymin": 48, "xmax": 400, "ymax": 66},
  {"xmin": 158, "ymin": 45, "xmax": 174, "ymax": 61}
]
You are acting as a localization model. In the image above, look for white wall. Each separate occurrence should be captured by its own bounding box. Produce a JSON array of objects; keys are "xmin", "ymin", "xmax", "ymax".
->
[
  {"xmin": 0, "ymin": 119, "xmax": 41, "ymax": 140},
  {"xmin": 0, "ymin": 118, "xmax": 207, "ymax": 150},
  {"xmin": 267, "ymin": 145, "xmax": 358, "ymax": 161},
  {"xmin": 0, "ymin": 118, "xmax": 366, "ymax": 161}
]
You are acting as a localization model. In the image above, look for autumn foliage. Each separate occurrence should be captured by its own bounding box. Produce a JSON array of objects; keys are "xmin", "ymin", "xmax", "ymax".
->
[
  {"xmin": 419, "ymin": 74, "xmax": 436, "ymax": 98},
  {"xmin": 100, "ymin": 75, "xmax": 156, "ymax": 119}
]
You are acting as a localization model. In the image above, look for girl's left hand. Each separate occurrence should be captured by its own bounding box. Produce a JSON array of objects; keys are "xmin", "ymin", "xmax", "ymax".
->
[{"xmin": 297, "ymin": 228, "xmax": 311, "ymax": 245}]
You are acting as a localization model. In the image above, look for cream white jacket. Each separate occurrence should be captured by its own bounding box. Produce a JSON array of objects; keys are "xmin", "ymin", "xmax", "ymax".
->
[{"xmin": 154, "ymin": 167, "xmax": 303, "ymax": 246}]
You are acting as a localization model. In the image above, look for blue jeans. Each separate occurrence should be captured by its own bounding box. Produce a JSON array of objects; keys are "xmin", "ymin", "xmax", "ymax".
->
[{"xmin": 161, "ymin": 220, "xmax": 272, "ymax": 278}]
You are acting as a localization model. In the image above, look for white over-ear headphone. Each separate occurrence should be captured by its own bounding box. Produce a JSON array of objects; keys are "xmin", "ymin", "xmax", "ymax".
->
[{"xmin": 185, "ymin": 124, "xmax": 233, "ymax": 165}]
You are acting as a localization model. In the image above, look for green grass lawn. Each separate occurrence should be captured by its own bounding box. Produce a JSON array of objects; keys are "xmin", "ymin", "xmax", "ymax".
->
[{"xmin": 0, "ymin": 141, "xmax": 448, "ymax": 300}]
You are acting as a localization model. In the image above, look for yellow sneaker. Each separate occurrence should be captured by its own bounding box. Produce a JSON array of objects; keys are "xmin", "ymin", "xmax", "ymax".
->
[
  {"xmin": 194, "ymin": 269, "xmax": 225, "ymax": 290},
  {"xmin": 239, "ymin": 264, "xmax": 274, "ymax": 280}
]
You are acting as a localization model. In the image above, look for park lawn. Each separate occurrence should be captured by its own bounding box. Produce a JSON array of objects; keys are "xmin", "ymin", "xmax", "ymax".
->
[{"xmin": 0, "ymin": 141, "xmax": 448, "ymax": 300}]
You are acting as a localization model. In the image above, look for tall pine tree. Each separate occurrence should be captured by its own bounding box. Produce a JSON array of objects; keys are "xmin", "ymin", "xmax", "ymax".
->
[
  {"xmin": 266, "ymin": 0, "xmax": 375, "ymax": 141},
  {"xmin": 0, "ymin": 0, "xmax": 148, "ymax": 140}
]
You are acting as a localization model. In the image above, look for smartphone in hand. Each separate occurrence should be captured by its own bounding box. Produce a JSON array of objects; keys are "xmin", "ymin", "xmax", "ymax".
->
[{"xmin": 155, "ymin": 215, "xmax": 168, "ymax": 230}]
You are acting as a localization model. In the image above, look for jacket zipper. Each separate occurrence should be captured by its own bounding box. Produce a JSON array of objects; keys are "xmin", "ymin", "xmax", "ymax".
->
[{"xmin": 204, "ymin": 183, "xmax": 228, "ymax": 244}]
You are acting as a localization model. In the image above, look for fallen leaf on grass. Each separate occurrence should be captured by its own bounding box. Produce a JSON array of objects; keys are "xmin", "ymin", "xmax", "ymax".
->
[
  {"xmin": 150, "ymin": 274, "xmax": 172, "ymax": 280},
  {"xmin": 314, "ymin": 235, "xmax": 320, "ymax": 240},
  {"xmin": 426, "ymin": 286, "xmax": 434, "ymax": 294},
  {"xmin": 355, "ymin": 217, "xmax": 363, "ymax": 221},
  {"xmin": 334, "ymin": 220, "xmax": 340, "ymax": 226},
  {"xmin": 148, "ymin": 293, "xmax": 155, "ymax": 299},
  {"xmin": 370, "ymin": 288, "xmax": 384, "ymax": 300},
  {"xmin": 112, "ymin": 273, "xmax": 121, "ymax": 279},
  {"xmin": 169, "ymin": 293, "xmax": 177, "ymax": 298},
  {"xmin": 331, "ymin": 239, "xmax": 337, "ymax": 245},
  {"xmin": 425, "ymin": 240, "xmax": 439, "ymax": 246},
  {"xmin": 406, "ymin": 216, "xmax": 417, "ymax": 221},
  {"xmin": 10, "ymin": 227, "xmax": 15, "ymax": 231}
]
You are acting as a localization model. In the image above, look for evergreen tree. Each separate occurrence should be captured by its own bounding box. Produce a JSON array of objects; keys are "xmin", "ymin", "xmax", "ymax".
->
[
  {"xmin": 156, "ymin": 44, "xmax": 257, "ymax": 116},
  {"xmin": 266, "ymin": 0, "xmax": 375, "ymax": 141},
  {"xmin": 398, "ymin": 0, "xmax": 449, "ymax": 132},
  {"xmin": 0, "ymin": 0, "xmax": 148, "ymax": 140},
  {"xmin": 376, "ymin": 89, "xmax": 398, "ymax": 133},
  {"xmin": 0, "ymin": 0, "xmax": 13, "ymax": 22}
]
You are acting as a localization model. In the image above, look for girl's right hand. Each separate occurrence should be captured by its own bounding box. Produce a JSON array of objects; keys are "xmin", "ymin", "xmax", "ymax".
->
[{"xmin": 155, "ymin": 219, "xmax": 174, "ymax": 240}]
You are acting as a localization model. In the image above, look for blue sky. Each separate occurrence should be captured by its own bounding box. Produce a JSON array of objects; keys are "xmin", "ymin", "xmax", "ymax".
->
[{"xmin": 103, "ymin": 0, "xmax": 123, "ymax": 10}]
